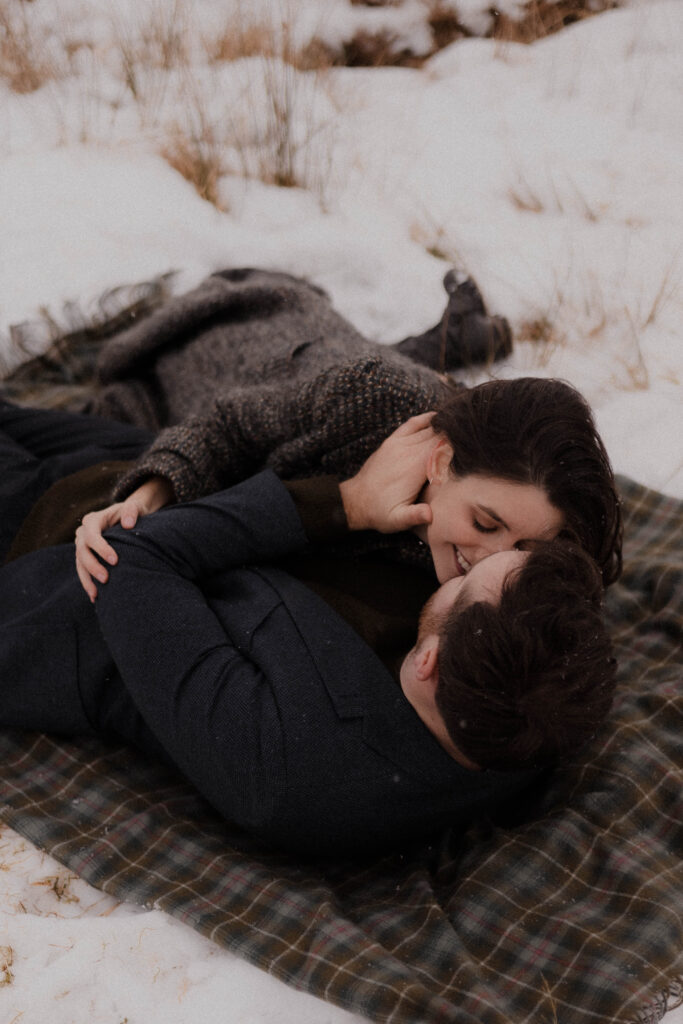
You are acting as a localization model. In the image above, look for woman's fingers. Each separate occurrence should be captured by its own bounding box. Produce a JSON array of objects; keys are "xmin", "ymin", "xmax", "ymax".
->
[
  {"xmin": 119, "ymin": 495, "xmax": 141, "ymax": 529},
  {"xmin": 74, "ymin": 505, "xmax": 125, "ymax": 597},
  {"xmin": 396, "ymin": 410, "xmax": 436, "ymax": 434},
  {"xmin": 391, "ymin": 500, "xmax": 433, "ymax": 532},
  {"xmin": 73, "ymin": 487, "xmax": 166, "ymax": 600},
  {"xmin": 339, "ymin": 414, "xmax": 439, "ymax": 533},
  {"xmin": 75, "ymin": 561, "xmax": 98, "ymax": 604}
]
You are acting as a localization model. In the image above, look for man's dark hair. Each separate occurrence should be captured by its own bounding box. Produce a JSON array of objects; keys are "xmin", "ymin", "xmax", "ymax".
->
[
  {"xmin": 432, "ymin": 377, "xmax": 623, "ymax": 587},
  {"xmin": 435, "ymin": 540, "xmax": 617, "ymax": 771}
]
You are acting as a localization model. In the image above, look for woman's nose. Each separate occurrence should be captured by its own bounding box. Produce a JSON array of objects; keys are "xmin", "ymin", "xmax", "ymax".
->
[{"xmin": 472, "ymin": 534, "xmax": 517, "ymax": 563}]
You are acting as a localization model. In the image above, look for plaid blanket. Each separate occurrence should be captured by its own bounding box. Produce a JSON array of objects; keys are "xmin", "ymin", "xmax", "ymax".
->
[{"xmin": 0, "ymin": 474, "xmax": 681, "ymax": 1024}]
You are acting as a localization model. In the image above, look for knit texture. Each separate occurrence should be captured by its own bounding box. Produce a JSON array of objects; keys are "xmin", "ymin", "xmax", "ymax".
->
[
  {"xmin": 89, "ymin": 268, "xmax": 442, "ymax": 428},
  {"xmin": 115, "ymin": 357, "xmax": 449, "ymax": 572}
]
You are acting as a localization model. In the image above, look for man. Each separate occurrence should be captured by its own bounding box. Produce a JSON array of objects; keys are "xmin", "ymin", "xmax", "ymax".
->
[{"xmin": 0, "ymin": 399, "xmax": 616, "ymax": 855}]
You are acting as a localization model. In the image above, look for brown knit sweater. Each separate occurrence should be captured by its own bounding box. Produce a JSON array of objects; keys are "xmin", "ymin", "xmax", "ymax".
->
[{"xmin": 113, "ymin": 357, "xmax": 451, "ymax": 574}]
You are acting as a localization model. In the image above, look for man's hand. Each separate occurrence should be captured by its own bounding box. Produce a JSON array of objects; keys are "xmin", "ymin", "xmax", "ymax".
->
[
  {"xmin": 339, "ymin": 412, "xmax": 436, "ymax": 534},
  {"xmin": 75, "ymin": 476, "xmax": 174, "ymax": 602}
]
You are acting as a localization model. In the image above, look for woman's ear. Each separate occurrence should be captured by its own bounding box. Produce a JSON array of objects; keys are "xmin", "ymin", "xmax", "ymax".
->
[{"xmin": 427, "ymin": 439, "xmax": 454, "ymax": 484}]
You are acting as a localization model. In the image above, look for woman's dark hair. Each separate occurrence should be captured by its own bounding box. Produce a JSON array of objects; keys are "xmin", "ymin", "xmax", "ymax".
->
[
  {"xmin": 435, "ymin": 540, "xmax": 617, "ymax": 771},
  {"xmin": 432, "ymin": 377, "xmax": 622, "ymax": 587}
]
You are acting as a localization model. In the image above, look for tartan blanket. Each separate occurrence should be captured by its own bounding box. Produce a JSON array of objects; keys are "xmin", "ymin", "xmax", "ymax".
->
[{"xmin": 0, "ymin": 474, "xmax": 681, "ymax": 1024}]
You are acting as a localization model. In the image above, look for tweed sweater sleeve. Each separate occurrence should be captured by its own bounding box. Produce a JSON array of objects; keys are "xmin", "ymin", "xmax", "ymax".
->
[{"xmin": 114, "ymin": 357, "xmax": 443, "ymax": 503}]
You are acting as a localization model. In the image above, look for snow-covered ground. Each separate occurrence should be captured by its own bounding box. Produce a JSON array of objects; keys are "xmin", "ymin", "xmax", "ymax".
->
[{"xmin": 1, "ymin": 1, "xmax": 681, "ymax": 1021}]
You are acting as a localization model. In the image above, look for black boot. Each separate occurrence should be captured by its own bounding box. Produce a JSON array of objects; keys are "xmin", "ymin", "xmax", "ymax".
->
[{"xmin": 392, "ymin": 270, "xmax": 512, "ymax": 372}]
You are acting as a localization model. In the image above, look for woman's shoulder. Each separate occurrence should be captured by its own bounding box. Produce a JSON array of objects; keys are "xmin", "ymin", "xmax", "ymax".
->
[{"xmin": 317, "ymin": 354, "xmax": 453, "ymax": 408}]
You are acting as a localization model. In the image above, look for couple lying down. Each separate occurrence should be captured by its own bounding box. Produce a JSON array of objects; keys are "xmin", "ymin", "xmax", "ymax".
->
[{"xmin": 0, "ymin": 271, "xmax": 621, "ymax": 857}]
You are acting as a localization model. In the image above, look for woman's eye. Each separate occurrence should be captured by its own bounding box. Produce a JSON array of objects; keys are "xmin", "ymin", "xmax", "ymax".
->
[{"xmin": 473, "ymin": 519, "xmax": 497, "ymax": 534}]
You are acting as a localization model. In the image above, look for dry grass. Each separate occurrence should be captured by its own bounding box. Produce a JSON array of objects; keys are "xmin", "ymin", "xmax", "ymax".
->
[
  {"xmin": 509, "ymin": 181, "xmax": 545, "ymax": 215},
  {"xmin": 426, "ymin": 2, "xmax": 467, "ymax": 51},
  {"xmin": 161, "ymin": 129, "xmax": 226, "ymax": 207},
  {"xmin": 232, "ymin": 56, "xmax": 334, "ymax": 193},
  {"xmin": 2, "ymin": 0, "xmax": 626, "ymax": 208},
  {"xmin": 110, "ymin": 1, "xmax": 337, "ymax": 204},
  {"xmin": 508, "ymin": 169, "xmax": 601, "ymax": 221},
  {"xmin": 305, "ymin": 0, "xmax": 621, "ymax": 68},
  {"xmin": 341, "ymin": 29, "xmax": 424, "ymax": 67},
  {"xmin": 640, "ymin": 257, "xmax": 679, "ymax": 329},
  {"xmin": 492, "ymin": 0, "xmax": 619, "ymax": 45},
  {"xmin": 519, "ymin": 313, "xmax": 567, "ymax": 364},
  {"xmin": 112, "ymin": 0, "xmax": 190, "ymax": 106},
  {"xmin": 159, "ymin": 71, "xmax": 228, "ymax": 208},
  {"xmin": 34, "ymin": 872, "xmax": 78, "ymax": 903},
  {"xmin": 0, "ymin": 945, "xmax": 13, "ymax": 987},
  {"xmin": 410, "ymin": 217, "xmax": 462, "ymax": 264},
  {"xmin": 204, "ymin": 8, "xmax": 337, "ymax": 198},
  {"xmin": 0, "ymin": 0, "xmax": 61, "ymax": 93},
  {"xmin": 205, "ymin": 19, "xmax": 276, "ymax": 63}
]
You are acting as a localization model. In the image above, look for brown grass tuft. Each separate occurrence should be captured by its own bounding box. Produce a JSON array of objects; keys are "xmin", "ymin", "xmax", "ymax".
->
[
  {"xmin": 518, "ymin": 313, "xmax": 567, "ymax": 365},
  {"xmin": 0, "ymin": 1, "xmax": 60, "ymax": 93},
  {"xmin": 205, "ymin": 12, "xmax": 332, "ymax": 72},
  {"xmin": 509, "ymin": 185, "xmax": 545, "ymax": 214},
  {"xmin": 161, "ymin": 127, "xmax": 227, "ymax": 209},
  {"xmin": 342, "ymin": 29, "xmax": 422, "ymax": 67},
  {"xmin": 427, "ymin": 2, "xmax": 467, "ymax": 50},
  {"xmin": 0, "ymin": 945, "xmax": 13, "ymax": 987},
  {"xmin": 521, "ymin": 315, "xmax": 556, "ymax": 344},
  {"xmin": 312, "ymin": 0, "xmax": 618, "ymax": 67},
  {"xmin": 206, "ymin": 19, "xmax": 277, "ymax": 63},
  {"xmin": 492, "ymin": 0, "xmax": 619, "ymax": 45}
]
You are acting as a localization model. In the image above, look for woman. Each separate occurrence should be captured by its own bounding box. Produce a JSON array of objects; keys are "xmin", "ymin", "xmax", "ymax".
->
[{"xmin": 73, "ymin": 363, "xmax": 622, "ymax": 600}]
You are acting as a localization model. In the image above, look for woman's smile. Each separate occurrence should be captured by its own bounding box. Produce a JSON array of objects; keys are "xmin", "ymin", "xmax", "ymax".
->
[{"xmin": 418, "ymin": 450, "xmax": 565, "ymax": 584}]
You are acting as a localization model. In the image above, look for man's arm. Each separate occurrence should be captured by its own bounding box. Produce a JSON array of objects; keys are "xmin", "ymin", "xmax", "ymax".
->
[{"xmin": 92, "ymin": 471, "xmax": 309, "ymax": 821}]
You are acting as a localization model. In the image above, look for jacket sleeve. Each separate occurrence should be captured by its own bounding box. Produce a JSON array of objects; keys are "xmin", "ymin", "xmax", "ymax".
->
[
  {"xmin": 93, "ymin": 470, "xmax": 309, "ymax": 828},
  {"xmin": 98, "ymin": 470, "xmax": 307, "ymax": 593},
  {"xmin": 113, "ymin": 357, "xmax": 441, "ymax": 503}
]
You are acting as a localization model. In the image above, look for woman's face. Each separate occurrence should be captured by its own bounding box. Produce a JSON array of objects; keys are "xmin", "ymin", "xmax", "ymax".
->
[{"xmin": 418, "ymin": 440, "xmax": 564, "ymax": 584}]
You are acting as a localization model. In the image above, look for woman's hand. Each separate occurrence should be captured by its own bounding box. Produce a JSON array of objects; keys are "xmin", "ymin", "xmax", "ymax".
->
[
  {"xmin": 75, "ymin": 476, "xmax": 174, "ymax": 602},
  {"xmin": 339, "ymin": 412, "xmax": 437, "ymax": 534}
]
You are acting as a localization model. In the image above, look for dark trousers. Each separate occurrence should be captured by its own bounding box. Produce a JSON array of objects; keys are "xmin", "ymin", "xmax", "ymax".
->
[{"xmin": 0, "ymin": 400, "xmax": 152, "ymax": 562}]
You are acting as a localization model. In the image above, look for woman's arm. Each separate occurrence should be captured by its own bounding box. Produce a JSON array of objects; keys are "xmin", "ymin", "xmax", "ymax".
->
[
  {"xmin": 75, "ymin": 358, "xmax": 441, "ymax": 597},
  {"xmin": 112, "ymin": 358, "xmax": 440, "ymax": 504}
]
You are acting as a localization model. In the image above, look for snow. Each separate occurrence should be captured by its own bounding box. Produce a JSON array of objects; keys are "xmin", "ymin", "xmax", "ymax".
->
[{"xmin": 0, "ymin": 0, "xmax": 681, "ymax": 1021}]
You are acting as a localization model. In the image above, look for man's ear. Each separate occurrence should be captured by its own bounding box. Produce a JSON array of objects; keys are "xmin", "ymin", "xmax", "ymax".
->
[
  {"xmin": 415, "ymin": 637, "xmax": 439, "ymax": 686},
  {"xmin": 427, "ymin": 439, "xmax": 454, "ymax": 485}
]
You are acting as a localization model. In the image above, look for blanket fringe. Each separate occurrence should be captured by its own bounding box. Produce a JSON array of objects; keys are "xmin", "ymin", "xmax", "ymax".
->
[{"xmin": 629, "ymin": 976, "xmax": 683, "ymax": 1024}]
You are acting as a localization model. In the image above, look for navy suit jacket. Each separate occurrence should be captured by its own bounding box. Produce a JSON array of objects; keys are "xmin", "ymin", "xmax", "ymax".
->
[{"xmin": 0, "ymin": 471, "xmax": 536, "ymax": 856}]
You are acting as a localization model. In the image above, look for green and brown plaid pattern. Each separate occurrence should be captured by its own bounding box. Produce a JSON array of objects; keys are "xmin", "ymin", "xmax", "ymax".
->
[{"xmin": 1, "ymin": 476, "xmax": 681, "ymax": 1024}]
